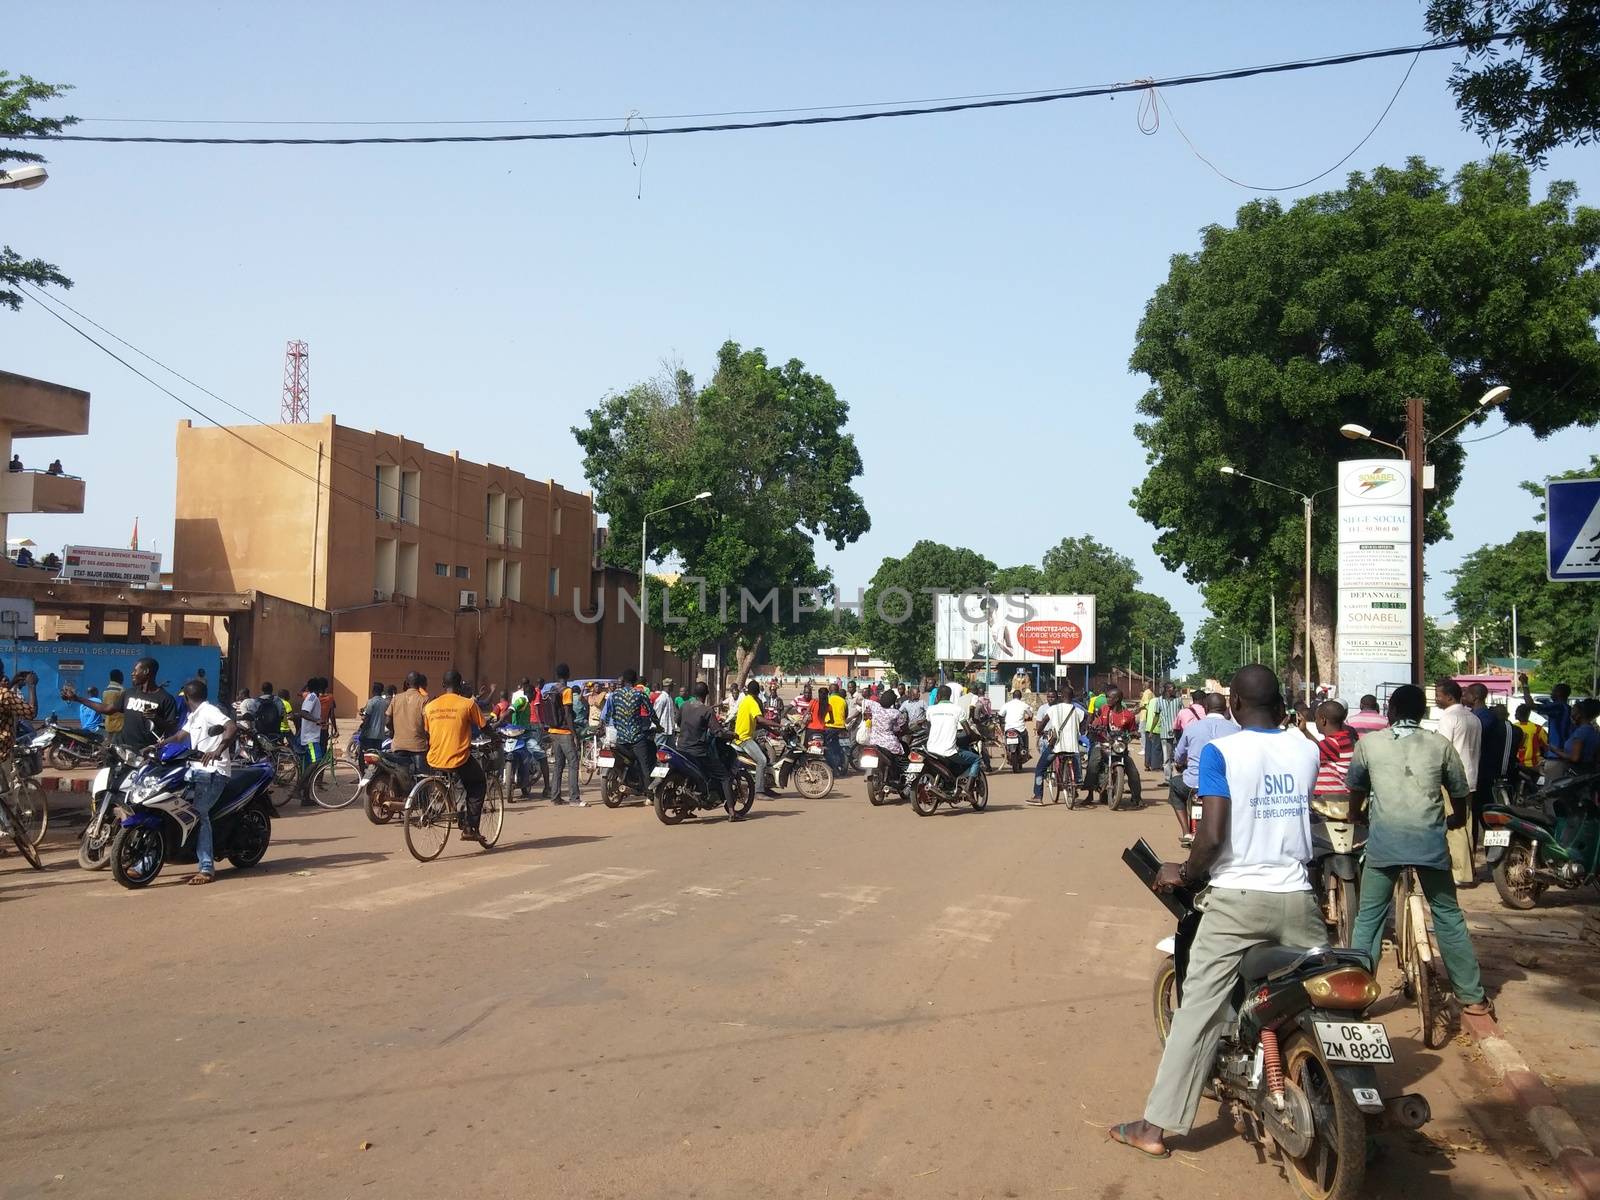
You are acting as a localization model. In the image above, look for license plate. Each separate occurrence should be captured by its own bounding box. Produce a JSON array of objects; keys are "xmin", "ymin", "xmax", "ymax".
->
[
  {"xmin": 1314, "ymin": 1021, "xmax": 1393, "ymax": 1064},
  {"xmin": 597, "ymin": 754, "xmax": 615, "ymax": 769},
  {"xmin": 1190, "ymin": 805, "xmax": 1203, "ymax": 822},
  {"xmin": 807, "ymin": 746, "xmax": 824, "ymax": 756},
  {"xmin": 860, "ymin": 754, "xmax": 879, "ymax": 768},
  {"xmin": 649, "ymin": 765, "xmax": 669, "ymax": 778},
  {"xmin": 1005, "ymin": 735, "xmax": 1019, "ymax": 745},
  {"xmin": 904, "ymin": 762, "xmax": 923, "ymax": 775},
  {"xmin": 1484, "ymin": 829, "xmax": 1511, "ymax": 847}
]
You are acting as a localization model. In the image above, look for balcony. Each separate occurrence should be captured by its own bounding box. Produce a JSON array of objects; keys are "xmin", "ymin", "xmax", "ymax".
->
[{"xmin": 0, "ymin": 468, "xmax": 84, "ymax": 515}]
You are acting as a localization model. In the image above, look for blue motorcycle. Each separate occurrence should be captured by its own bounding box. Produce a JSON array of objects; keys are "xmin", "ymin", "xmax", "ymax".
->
[
  {"xmin": 649, "ymin": 734, "xmax": 755, "ymax": 825},
  {"xmin": 109, "ymin": 743, "xmax": 275, "ymax": 889},
  {"xmin": 500, "ymin": 726, "xmax": 549, "ymax": 800}
]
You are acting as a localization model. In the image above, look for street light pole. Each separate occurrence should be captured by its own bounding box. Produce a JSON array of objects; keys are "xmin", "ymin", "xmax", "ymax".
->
[{"xmin": 637, "ymin": 491, "xmax": 713, "ymax": 677}]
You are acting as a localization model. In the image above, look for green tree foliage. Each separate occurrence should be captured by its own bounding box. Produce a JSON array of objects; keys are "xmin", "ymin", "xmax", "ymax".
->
[
  {"xmin": 1190, "ymin": 615, "xmax": 1246, "ymax": 685},
  {"xmin": 1, "ymin": 71, "xmax": 74, "ymax": 310},
  {"xmin": 766, "ymin": 606, "xmax": 862, "ymax": 674},
  {"xmin": 1447, "ymin": 457, "xmax": 1600, "ymax": 689},
  {"xmin": 860, "ymin": 541, "xmax": 994, "ymax": 679},
  {"xmin": 575, "ymin": 343, "xmax": 869, "ymax": 682},
  {"xmin": 1128, "ymin": 591, "xmax": 1185, "ymax": 675},
  {"xmin": 990, "ymin": 564, "xmax": 1045, "ymax": 593},
  {"xmin": 1427, "ymin": 1, "xmax": 1600, "ymax": 165},
  {"xmin": 1131, "ymin": 157, "xmax": 1600, "ymax": 690}
]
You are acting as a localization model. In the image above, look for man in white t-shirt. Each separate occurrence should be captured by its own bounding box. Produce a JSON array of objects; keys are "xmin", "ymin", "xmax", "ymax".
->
[
  {"xmin": 157, "ymin": 678, "xmax": 239, "ymax": 886},
  {"xmin": 1433, "ymin": 677, "xmax": 1481, "ymax": 884},
  {"xmin": 925, "ymin": 686, "xmax": 981, "ymax": 785},
  {"xmin": 1001, "ymin": 692, "xmax": 1031, "ymax": 763},
  {"xmin": 294, "ymin": 677, "xmax": 324, "ymax": 806},
  {"xmin": 1030, "ymin": 689, "xmax": 1085, "ymax": 804},
  {"xmin": 1110, "ymin": 665, "xmax": 1324, "ymax": 1161}
]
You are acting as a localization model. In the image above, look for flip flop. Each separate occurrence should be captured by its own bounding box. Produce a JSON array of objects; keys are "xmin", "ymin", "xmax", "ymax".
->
[
  {"xmin": 1107, "ymin": 1123, "xmax": 1170, "ymax": 1159},
  {"xmin": 188, "ymin": 872, "xmax": 214, "ymax": 886}
]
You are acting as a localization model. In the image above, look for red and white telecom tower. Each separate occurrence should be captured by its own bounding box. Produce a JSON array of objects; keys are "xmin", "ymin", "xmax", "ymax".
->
[{"xmin": 280, "ymin": 339, "xmax": 310, "ymax": 423}]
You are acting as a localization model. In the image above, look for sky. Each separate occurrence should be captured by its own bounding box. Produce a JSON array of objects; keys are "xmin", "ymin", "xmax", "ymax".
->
[{"xmin": 6, "ymin": 1, "xmax": 1597, "ymax": 671}]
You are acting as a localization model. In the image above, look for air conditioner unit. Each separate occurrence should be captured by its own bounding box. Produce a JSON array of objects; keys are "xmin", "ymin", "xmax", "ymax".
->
[{"xmin": 458, "ymin": 589, "xmax": 478, "ymax": 609}]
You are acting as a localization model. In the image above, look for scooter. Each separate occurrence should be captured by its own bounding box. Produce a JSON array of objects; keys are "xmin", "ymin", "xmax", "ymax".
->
[
  {"xmin": 109, "ymin": 743, "xmax": 275, "ymax": 889},
  {"xmin": 649, "ymin": 734, "xmax": 755, "ymax": 824},
  {"xmin": 1127, "ymin": 838, "xmax": 1430, "ymax": 1199},
  {"xmin": 1004, "ymin": 726, "xmax": 1027, "ymax": 773},
  {"xmin": 1482, "ymin": 771, "xmax": 1600, "ymax": 910}
]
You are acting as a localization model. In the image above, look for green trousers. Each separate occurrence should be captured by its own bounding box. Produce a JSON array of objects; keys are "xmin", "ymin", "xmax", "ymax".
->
[{"xmin": 1349, "ymin": 863, "xmax": 1486, "ymax": 1006}]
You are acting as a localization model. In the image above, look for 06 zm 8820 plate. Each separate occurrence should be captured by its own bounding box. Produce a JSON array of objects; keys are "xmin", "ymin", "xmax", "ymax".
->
[{"xmin": 1313, "ymin": 1021, "xmax": 1393, "ymax": 1064}]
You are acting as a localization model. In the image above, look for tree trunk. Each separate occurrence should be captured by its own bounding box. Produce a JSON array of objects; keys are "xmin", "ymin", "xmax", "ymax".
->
[
  {"xmin": 1309, "ymin": 573, "xmax": 1337, "ymax": 693},
  {"xmin": 1286, "ymin": 586, "xmax": 1307, "ymax": 700},
  {"xmin": 734, "ymin": 631, "xmax": 766, "ymax": 689}
]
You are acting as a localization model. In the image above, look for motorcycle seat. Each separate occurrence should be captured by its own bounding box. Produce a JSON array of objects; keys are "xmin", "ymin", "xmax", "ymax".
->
[{"xmin": 1239, "ymin": 943, "xmax": 1313, "ymax": 981}]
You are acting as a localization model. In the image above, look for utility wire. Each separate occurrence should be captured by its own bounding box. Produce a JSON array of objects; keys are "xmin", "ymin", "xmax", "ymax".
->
[{"xmin": 33, "ymin": 32, "xmax": 1508, "ymax": 146}]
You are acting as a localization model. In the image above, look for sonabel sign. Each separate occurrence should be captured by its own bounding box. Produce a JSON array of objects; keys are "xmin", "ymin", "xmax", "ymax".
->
[
  {"xmin": 1337, "ymin": 460, "xmax": 1411, "ymax": 697},
  {"xmin": 60, "ymin": 545, "xmax": 162, "ymax": 588}
]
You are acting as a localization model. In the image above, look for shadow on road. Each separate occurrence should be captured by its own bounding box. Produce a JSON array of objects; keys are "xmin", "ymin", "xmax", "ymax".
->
[{"xmin": 516, "ymin": 834, "xmax": 610, "ymax": 851}]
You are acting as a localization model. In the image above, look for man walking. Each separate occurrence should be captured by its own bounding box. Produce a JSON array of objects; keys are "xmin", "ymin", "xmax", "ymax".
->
[
  {"xmin": 823, "ymin": 682, "xmax": 849, "ymax": 776},
  {"xmin": 1345, "ymin": 685, "xmax": 1491, "ymax": 1018},
  {"xmin": 1156, "ymin": 684, "xmax": 1182, "ymax": 780},
  {"xmin": 1108, "ymin": 666, "xmax": 1323, "ymax": 1160},
  {"xmin": 542, "ymin": 664, "xmax": 584, "ymax": 806}
]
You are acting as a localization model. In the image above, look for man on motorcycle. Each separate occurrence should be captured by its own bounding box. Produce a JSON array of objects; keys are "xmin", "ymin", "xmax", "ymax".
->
[
  {"xmin": 423, "ymin": 670, "xmax": 490, "ymax": 842},
  {"xmin": 1002, "ymin": 691, "xmax": 1031, "ymax": 764},
  {"xmin": 925, "ymin": 685, "xmax": 980, "ymax": 789},
  {"xmin": 155, "ymin": 678, "xmax": 237, "ymax": 886},
  {"xmin": 1109, "ymin": 665, "xmax": 1324, "ymax": 1160},
  {"xmin": 606, "ymin": 668, "xmax": 658, "ymax": 791},
  {"xmin": 1084, "ymin": 687, "xmax": 1142, "ymax": 806},
  {"xmin": 732, "ymin": 678, "xmax": 782, "ymax": 799},
  {"xmin": 1168, "ymin": 692, "xmax": 1238, "ymax": 844},
  {"xmin": 681, "ymin": 680, "xmax": 737, "ymax": 816}
]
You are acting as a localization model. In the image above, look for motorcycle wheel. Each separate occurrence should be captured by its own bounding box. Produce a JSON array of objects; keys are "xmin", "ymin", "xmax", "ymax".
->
[
  {"xmin": 602, "ymin": 771, "xmax": 627, "ymax": 809},
  {"xmin": 46, "ymin": 744, "xmax": 75, "ymax": 772},
  {"xmin": 654, "ymin": 783, "xmax": 686, "ymax": 825},
  {"xmin": 1152, "ymin": 957, "xmax": 1178, "ymax": 1045},
  {"xmin": 78, "ymin": 816, "xmax": 116, "ymax": 871},
  {"xmin": 866, "ymin": 772, "xmax": 885, "ymax": 806},
  {"xmin": 1491, "ymin": 837, "xmax": 1544, "ymax": 910},
  {"xmin": 911, "ymin": 781, "xmax": 939, "ymax": 816},
  {"xmin": 729, "ymin": 773, "xmax": 755, "ymax": 819},
  {"xmin": 795, "ymin": 760, "xmax": 833, "ymax": 800},
  {"xmin": 1281, "ymin": 1032, "xmax": 1367, "ymax": 1200},
  {"xmin": 227, "ymin": 807, "xmax": 272, "ymax": 869},
  {"xmin": 1106, "ymin": 763, "xmax": 1126, "ymax": 811},
  {"xmin": 364, "ymin": 780, "xmax": 395, "ymax": 825},
  {"xmin": 110, "ymin": 825, "xmax": 165, "ymax": 889},
  {"xmin": 969, "ymin": 772, "xmax": 988, "ymax": 811},
  {"xmin": 1325, "ymin": 873, "xmax": 1358, "ymax": 948},
  {"xmin": 1008, "ymin": 750, "xmax": 1021, "ymax": 773}
]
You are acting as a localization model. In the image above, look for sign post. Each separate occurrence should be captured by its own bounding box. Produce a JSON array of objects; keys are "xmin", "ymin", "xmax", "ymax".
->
[
  {"xmin": 1547, "ymin": 478, "xmax": 1600, "ymax": 582},
  {"xmin": 60, "ymin": 545, "xmax": 161, "ymax": 588},
  {"xmin": 1337, "ymin": 460, "xmax": 1413, "ymax": 704}
]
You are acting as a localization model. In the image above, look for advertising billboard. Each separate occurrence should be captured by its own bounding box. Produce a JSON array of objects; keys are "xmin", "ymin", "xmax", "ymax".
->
[
  {"xmin": 60, "ymin": 545, "xmax": 162, "ymax": 588},
  {"xmin": 1336, "ymin": 459, "xmax": 1411, "ymax": 698},
  {"xmin": 933, "ymin": 593, "xmax": 1096, "ymax": 664}
]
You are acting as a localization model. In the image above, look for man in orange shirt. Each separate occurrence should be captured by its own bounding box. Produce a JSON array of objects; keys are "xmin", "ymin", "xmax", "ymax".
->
[{"xmin": 424, "ymin": 669, "xmax": 488, "ymax": 841}]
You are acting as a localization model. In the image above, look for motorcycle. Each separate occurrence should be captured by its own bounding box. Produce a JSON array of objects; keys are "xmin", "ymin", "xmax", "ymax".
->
[
  {"xmin": 903, "ymin": 728, "xmax": 989, "ymax": 816},
  {"xmin": 765, "ymin": 724, "xmax": 834, "ymax": 799},
  {"xmin": 1004, "ymin": 726, "xmax": 1027, "ymax": 773},
  {"xmin": 499, "ymin": 726, "xmax": 549, "ymax": 800},
  {"xmin": 1309, "ymin": 795, "xmax": 1365, "ymax": 947},
  {"xmin": 598, "ymin": 740, "xmax": 656, "ymax": 808},
  {"xmin": 108, "ymin": 742, "xmax": 275, "ymax": 889},
  {"xmin": 1483, "ymin": 771, "xmax": 1600, "ymax": 910},
  {"xmin": 79, "ymin": 749, "xmax": 139, "ymax": 870},
  {"xmin": 860, "ymin": 742, "xmax": 910, "ymax": 806},
  {"xmin": 355, "ymin": 740, "xmax": 413, "ymax": 825},
  {"xmin": 1127, "ymin": 838, "xmax": 1430, "ymax": 1200},
  {"xmin": 1086, "ymin": 728, "xmax": 1135, "ymax": 810},
  {"xmin": 649, "ymin": 734, "xmax": 756, "ymax": 824},
  {"xmin": 38, "ymin": 715, "xmax": 104, "ymax": 770}
]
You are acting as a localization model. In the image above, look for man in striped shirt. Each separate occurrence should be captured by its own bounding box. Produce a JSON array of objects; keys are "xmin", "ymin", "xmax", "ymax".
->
[{"xmin": 1305, "ymin": 699, "xmax": 1354, "ymax": 796}]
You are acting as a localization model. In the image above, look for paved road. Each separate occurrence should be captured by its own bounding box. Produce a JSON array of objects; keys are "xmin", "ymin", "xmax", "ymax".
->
[{"xmin": 0, "ymin": 762, "xmax": 1565, "ymax": 1199}]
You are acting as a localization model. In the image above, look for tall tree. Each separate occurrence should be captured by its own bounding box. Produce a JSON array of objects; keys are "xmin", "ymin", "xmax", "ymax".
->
[
  {"xmin": 1131, "ymin": 156, "xmax": 1600, "ymax": 693},
  {"xmin": 575, "ymin": 343, "xmax": 869, "ymax": 683},
  {"xmin": 1, "ymin": 71, "xmax": 74, "ymax": 310},
  {"xmin": 860, "ymin": 541, "xmax": 994, "ymax": 679},
  {"xmin": 1427, "ymin": 1, "xmax": 1600, "ymax": 164},
  {"xmin": 1128, "ymin": 590, "xmax": 1186, "ymax": 676},
  {"xmin": 1038, "ymin": 535, "xmax": 1143, "ymax": 667}
]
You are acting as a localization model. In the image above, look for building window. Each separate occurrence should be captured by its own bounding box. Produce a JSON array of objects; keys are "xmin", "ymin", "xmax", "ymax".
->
[
  {"xmin": 434, "ymin": 562, "xmax": 449, "ymax": 577},
  {"xmin": 507, "ymin": 495, "xmax": 524, "ymax": 549},
  {"xmin": 374, "ymin": 537, "xmax": 397, "ymax": 597},
  {"xmin": 506, "ymin": 561, "xmax": 522, "ymax": 603},
  {"xmin": 400, "ymin": 469, "xmax": 421, "ymax": 524},
  {"xmin": 375, "ymin": 464, "xmax": 400, "ymax": 520},
  {"xmin": 396, "ymin": 542, "xmax": 418, "ymax": 597},
  {"xmin": 486, "ymin": 557, "xmax": 505, "ymax": 606},
  {"xmin": 485, "ymin": 489, "xmax": 506, "ymax": 543},
  {"xmin": 553, "ymin": 505, "xmax": 562, "ymax": 536},
  {"xmin": 548, "ymin": 565, "xmax": 559, "ymax": 597},
  {"xmin": 454, "ymin": 565, "xmax": 470, "ymax": 580}
]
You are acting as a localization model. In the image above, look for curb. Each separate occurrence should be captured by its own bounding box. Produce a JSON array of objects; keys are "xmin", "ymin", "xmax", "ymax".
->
[
  {"xmin": 1463, "ymin": 1010, "xmax": 1600, "ymax": 1199},
  {"xmin": 36, "ymin": 776, "xmax": 92, "ymax": 792}
]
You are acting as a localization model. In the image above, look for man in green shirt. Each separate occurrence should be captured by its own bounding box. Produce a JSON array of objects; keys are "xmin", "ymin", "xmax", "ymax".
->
[{"xmin": 1344, "ymin": 684, "xmax": 1490, "ymax": 1016}]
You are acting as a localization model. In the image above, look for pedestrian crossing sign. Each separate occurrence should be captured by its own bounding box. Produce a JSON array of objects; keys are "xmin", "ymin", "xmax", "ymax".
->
[{"xmin": 1547, "ymin": 478, "xmax": 1600, "ymax": 581}]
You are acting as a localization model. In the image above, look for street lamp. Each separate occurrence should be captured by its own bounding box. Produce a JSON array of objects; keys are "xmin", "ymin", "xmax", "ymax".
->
[
  {"xmin": 638, "ymin": 490, "xmax": 713, "ymax": 676},
  {"xmin": 0, "ymin": 166, "xmax": 48, "ymax": 190},
  {"xmin": 1338, "ymin": 386, "xmax": 1509, "ymax": 686},
  {"xmin": 1220, "ymin": 465, "xmax": 1332, "ymax": 705}
]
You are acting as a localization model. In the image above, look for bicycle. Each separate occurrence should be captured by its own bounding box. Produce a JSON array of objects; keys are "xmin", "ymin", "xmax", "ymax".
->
[
  {"xmin": 1392, "ymin": 866, "xmax": 1453, "ymax": 1049},
  {"xmin": 0, "ymin": 765, "xmax": 44, "ymax": 870},
  {"xmin": 0, "ymin": 758, "xmax": 48, "ymax": 851},
  {"xmin": 403, "ymin": 770, "xmax": 505, "ymax": 861},
  {"xmin": 579, "ymin": 733, "xmax": 601, "ymax": 785}
]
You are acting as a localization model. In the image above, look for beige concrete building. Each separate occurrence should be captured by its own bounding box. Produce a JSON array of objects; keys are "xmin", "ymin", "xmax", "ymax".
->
[
  {"xmin": 174, "ymin": 415, "xmax": 691, "ymax": 713},
  {"xmin": 0, "ymin": 370, "xmax": 89, "ymax": 556}
]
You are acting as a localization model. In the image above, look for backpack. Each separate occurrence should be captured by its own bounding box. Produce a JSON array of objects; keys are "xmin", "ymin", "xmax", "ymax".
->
[
  {"xmin": 253, "ymin": 694, "xmax": 283, "ymax": 738},
  {"xmin": 538, "ymin": 683, "xmax": 569, "ymax": 729}
]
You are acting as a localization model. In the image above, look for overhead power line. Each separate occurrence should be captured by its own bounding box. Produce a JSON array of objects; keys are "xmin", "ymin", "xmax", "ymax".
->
[{"xmin": 33, "ymin": 32, "xmax": 1508, "ymax": 146}]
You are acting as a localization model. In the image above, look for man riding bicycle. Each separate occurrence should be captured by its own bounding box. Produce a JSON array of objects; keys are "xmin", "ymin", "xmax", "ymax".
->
[{"xmin": 423, "ymin": 670, "xmax": 489, "ymax": 843}]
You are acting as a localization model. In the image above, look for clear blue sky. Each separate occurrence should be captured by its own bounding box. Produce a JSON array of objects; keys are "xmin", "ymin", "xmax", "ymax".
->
[{"xmin": 7, "ymin": 2, "xmax": 1597, "ymax": 668}]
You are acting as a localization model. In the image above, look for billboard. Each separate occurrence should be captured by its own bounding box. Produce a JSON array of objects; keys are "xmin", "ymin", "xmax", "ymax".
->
[
  {"xmin": 60, "ymin": 545, "xmax": 162, "ymax": 588},
  {"xmin": 933, "ymin": 593, "xmax": 1096, "ymax": 664},
  {"xmin": 1337, "ymin": 459, "xmax": 1411, "ymax": 699}
]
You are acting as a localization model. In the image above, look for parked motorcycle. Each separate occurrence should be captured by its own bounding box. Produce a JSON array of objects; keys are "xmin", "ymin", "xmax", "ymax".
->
[
  {"xmin": 1127, "ymin": 838, "xmax": 1430, "ymax": 1200},
  {"xmin": 649, "ymin": 734, "xmax": 755, "ymax": 824},
  {"xmin": 236, "ymin": 729, "xmax": 300, "ymax": 802},
  {"xmin": 79, "ymin": 750, "xmax": 138, "ymax": 870},
  {"xmin": 904, "ymin": 730, "xmax": 989, "ymax": 816},
  {"xmin": 765, "ymin": 724, "xmax": 834, "ymax": 799},
  {"xmin": 1483, "ymin": 771, "xmax": 1600, "ymax": 910},
  {"xmin": 37, "ymin": 715, "xmax": 104, "ymax": 770},
  {"xmin": 1309, "ymin": 794, "xmax": 1365, "ymax": 947},
  {"xmin": 108, "ymin": 743, "xmax": 275, "ymax": 889}
]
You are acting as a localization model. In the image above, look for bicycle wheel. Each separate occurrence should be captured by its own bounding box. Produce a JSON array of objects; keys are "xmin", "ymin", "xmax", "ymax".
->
[
  {"xmin": 478, "ymin": 777, "xmax": 505, "ymax": 848},
  {"xmin": 271, "ymin": 746, "xmax": 300, "ymax": 795},
  {"xmin": 580, "ymin": 742, "xmax": 598, "ymax": 785},
  {"xmin": 310, "ymin": 754, "xmax": 362, "ymax": 809},
  {"xmin": 11, "ymin": 779, "xmax": 48, "ymax": 848},
  {"xmin": 403, "ymin": 778, "xmax": 453, "ymax": 862},
  {"xmin": 0, "ymin": 792, "xmax": 42, "ymax": 869}
]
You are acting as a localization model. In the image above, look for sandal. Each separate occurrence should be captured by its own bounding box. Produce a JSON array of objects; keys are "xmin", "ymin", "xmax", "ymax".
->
[
  {"xmin": 1461, "ymin": 1001, "xmax": 1494, "ymax": 1018},
  {"xmin": 1107, "ymin": 1122, "xmax": 1170, "ymax": 1159},
  {"xmin": 189, "ymin": 872, "xmax": 214, "ymax": 886}
]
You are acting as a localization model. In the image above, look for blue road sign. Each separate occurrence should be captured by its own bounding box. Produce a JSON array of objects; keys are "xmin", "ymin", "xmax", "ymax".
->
[{"xmin": 1547, "ymin": 478, "xmax": 1600, "ymax": 582}]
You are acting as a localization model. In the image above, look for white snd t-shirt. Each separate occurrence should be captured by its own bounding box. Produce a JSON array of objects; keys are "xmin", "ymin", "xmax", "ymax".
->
[
  {"xmin": 1196, "ymin": 727, "xmax": 1316, "ymax": 893},
  {"xmin": 1002, "ymin": 698, "xmax": 1029, "ymax": 732},
  {"xmin": 925, "ymin": 701, "xmax": 963, "ymax": 758}
]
